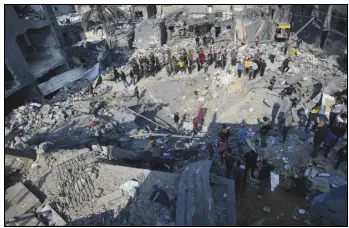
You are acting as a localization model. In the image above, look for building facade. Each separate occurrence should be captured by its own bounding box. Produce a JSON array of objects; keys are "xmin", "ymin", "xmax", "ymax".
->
[{"xmin": 5, "ymin": 5, "xmax": 69, "ymax": 99}]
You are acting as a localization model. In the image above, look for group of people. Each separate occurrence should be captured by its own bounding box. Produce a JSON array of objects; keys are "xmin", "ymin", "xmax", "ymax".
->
[
  {"xmin": 309, "ymin": 96, "xmax": 347, "ymax": 169},
  {"xmin": 235, "ymin": 53, "xmax": 267, "ymax": 79},
  {"xmin": 203, "ymin": 123, "xmax": 275, "ymax": 198},
  {"xmin": 114, "ymin": 52, "xmax": 162, "ymax": 88}
]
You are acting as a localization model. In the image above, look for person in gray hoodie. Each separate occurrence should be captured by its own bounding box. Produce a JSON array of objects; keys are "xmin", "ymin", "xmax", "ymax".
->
[{"xmin": 281, "ymin": 109, "xmax": 293, "ymax": 144}]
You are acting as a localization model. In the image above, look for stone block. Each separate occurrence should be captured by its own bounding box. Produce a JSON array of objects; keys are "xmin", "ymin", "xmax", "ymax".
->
[{"xmin": 5, "ymin": 182, "xmax": 42, "ymax": 221}]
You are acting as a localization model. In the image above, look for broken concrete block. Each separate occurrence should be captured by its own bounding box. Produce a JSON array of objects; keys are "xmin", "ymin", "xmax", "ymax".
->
[
  {"xmin": 94, "ymin": 188, "xmax": 104, "ymax": 197},
  {"xmin": 120, "ymin": 180, "xmax": 139, "ymax": 198},
  {"xmin": 5, "ymin": 182, "xmax": 42, "ymax": 221},
  {"xmin": 42, "ymin": 118, "xmax": 56, "ymax": 125},
  {"xmin": 36, "ymin": 141, "xmax": 54, "ymax": 154},
  {"xmin": 36, "ymin": 203, "xmax": 67, "ymax": 226}
]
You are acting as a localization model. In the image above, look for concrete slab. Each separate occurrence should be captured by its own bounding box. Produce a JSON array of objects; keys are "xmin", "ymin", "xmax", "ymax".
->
[
  {"xmin": 36, "ymin": 203, "xmax": 67, "ymax": 226},
  {"xmin": 5, "ymin": 182, "xmax": 42, "ymax": 221}
]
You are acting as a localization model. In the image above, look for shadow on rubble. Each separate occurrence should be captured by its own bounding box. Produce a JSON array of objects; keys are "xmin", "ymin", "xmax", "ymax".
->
[{"xmin": 70, "ymin": 170, "xmax": 178, "ymax": 226}]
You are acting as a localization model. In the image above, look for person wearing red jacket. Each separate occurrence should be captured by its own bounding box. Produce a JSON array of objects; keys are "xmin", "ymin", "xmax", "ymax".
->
[{"xmin": 199, "ymin": 50, "xmax": 206, "ymax": 65}]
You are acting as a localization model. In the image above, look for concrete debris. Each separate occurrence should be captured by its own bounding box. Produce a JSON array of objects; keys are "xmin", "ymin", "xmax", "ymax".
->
[{"xmin": 5, "ymin": 4, "xmax": 348, "ymax": 227}]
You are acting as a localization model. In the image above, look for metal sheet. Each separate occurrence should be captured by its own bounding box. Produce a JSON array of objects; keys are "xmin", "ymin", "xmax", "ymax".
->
[{"xmin": 37, "ymin": 67, "xmax": 84, "ymax": 96}]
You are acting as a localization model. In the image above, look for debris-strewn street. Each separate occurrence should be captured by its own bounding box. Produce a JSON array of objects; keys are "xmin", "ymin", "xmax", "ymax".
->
[{"xmin": 5, "ymin": 4, "xmax": 348, "ymax": 226}]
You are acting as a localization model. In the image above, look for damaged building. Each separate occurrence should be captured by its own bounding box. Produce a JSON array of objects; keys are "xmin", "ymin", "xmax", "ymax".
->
[
  {"xmin": 5, "ymin": 5, "xmax": 69, "ymax": 114},
  {"xmin": 4, "ymin": 4, "xmax": 348, "ymax": 227}
]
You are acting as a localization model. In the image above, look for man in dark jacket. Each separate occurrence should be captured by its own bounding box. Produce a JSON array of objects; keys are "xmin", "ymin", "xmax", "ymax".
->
[
  {"xmin": 258, "ymin": 159, "xmax": 274, "ymax": 196},
  {"xmin": 335, "ymin": 145, "xmax": 347, "ymax": 170},
  {"xmin": 259, "ymin": 59, "xmax": 266, "ymax": 76},
  {"xmin": 323, "ymin": 131, "xmax": 338, "ymax": 158},
  {"xmin": 223, "ymin": 148, "xmax": 235, "ymax": 178},
  {"xmin": 233, "ymin": 160, "xmax": 245, "ymax": 198},
  {"xmin": 195, "ymin": 36, "xmax": 200, "ymax": 46},
  {"xmin": 134, "ymin": 86, "xmax": 140, "ymax": 101},
  {"xmin": 281, "ymin": 57, "xmax": 290, "ymax": 74},
  {"xmin": 244, "ymin": 150, "xmax": 258, "ymax": 181},
  {"xmin": 268, "ymin": 76, "xmax": 276, "ymax": 90},
  {"xmin": 207, "ymin": 142, "xmax": 214, "ymax": 160},
  {"xmin": 312, "ymin": 122, "xmax": 329, "ymax": 158},
  {"xmin": 174, "ymin": 112, "xmax": 180, "ymax": 129},
  {"xmin": 259, "ymin": 116, "xmax": 273, "ymax": 148},
  {"xmin": 120, "ymin": 70, "xmax": 128, "ymax": 88},
  {"xmin": 114, "ymin": 68, "xmax": 120, "ymax": 82}
]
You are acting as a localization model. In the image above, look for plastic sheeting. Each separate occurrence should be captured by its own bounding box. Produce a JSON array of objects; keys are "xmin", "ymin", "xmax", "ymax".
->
[{"xmin": 270, "ymin": 172, "xmax": 279, "ymax": 192}]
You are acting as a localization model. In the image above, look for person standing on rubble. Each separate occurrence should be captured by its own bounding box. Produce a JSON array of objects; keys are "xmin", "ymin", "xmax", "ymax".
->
[
  {"xmin": 312, "ymin": 122, "xmax": 329, "ymax": 158},
  {"xmin": 329, "ymin": 97, "xmax": 344, "ymax": 128},
  {"xmin": 259, "ymin": 116, "xmax": 273, "ymax": 148},
  {"xmin": 334, "ymin": 145, "xmax": 347, "ymax": 170},
  {"xmin": 237, "ymin": 122, "xmax": 247, "ymax": 154},
  {"xmin": 207, "ymin": 142, "xmax": 214, "ymax": 160},
  {"xmin": 268, "ymin": 76, "xmax": 276, "ymax": 90},
  {"xmin": 129, "ymin": 69, "xmax": 136, "ymax": 85},
  {"xmin": 281, "ymin": 109, "xmax": 293, "ymax": 146},
  {"xmin": 259, "ymin": 59, "xmax": 266, "ymax": 77},
  {"xmin": 178, "ymin": 59, "xmax": 185, "ymax": 74},
  {"xmin": 114, "ymin": 68, "xmax": 120, "ymax": 82},
  {"xmin": 174, "ymin": 112, "xmax": 180, "ymax": 129},
  {"xmin": 199, "ymin": 49, "xmax": 206, "ymax": 69},
  {"xmin": 219, "ymin": 124, "xmax": 231, "ymax": 143},
  {"xmin": 281, "ymin": 57, "xmax": 291, "ymax": 74},
  {"xmin": 217, "ymin": 140, "xmax": 227, "ymax": 164},
  {"xmin": 223, "ymin": 148, "xmax": 235, "ymax": 178},
  {"xmin": 171, "ymin": 57, "xmax": 178, "ymax": 75},
  {"xmin": 251, "ymin": 60, "xmax": 259, "ymax": 79},
  {"xmin": 142, "ymin": 59, "xmax": 149, "ymax": 78},
  {"xmin": 257, "ymin": 159, "xmax": 274, "ymax": 197},
  {"xmin": 255, "ymin": 36, "xmax": 260, "ymax": 46},
  {"xmin": 237, "ymin": 61, "xmax": 244, "ymax": 78},
  {"xmin": 195, "ymin": 35, "xmax": 200, "ymax": 47},
  {"xmin": 134, "ymin": 86, "xmax": 140, "ymax": 101},
  {"xmin": 188, "ymin": 50, "xmax": 193, "ymax": 74},
  {"xmin": 222, "ymin": 50, "xmax": 227, "ymax": 69},
  {"xmin": 183, "ymin": 49, "xmax": 188, "ymax": 66},
  {"xmin": 155, "ymin": 56, "xmax": 161, "ymax": 73},
  {"xmin": 244, "ymin": 150, "xmax": 258, "ymax": 184},
  {"xmin": 233, "ymin": 160, "xmax": 245, "ymax": 199},
  {"xmin": 120, "ymin": 70, "xmax": 128, "ymax": 88},
  {"xmin": 231, "ymin": 49, "xmax": 237, "ymax": 66}
]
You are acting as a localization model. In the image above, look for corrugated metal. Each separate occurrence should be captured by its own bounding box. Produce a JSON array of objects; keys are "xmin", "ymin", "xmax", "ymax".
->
[{"xmin": 37, "ymin": 67, "xmax": 84, "ymax": 96}]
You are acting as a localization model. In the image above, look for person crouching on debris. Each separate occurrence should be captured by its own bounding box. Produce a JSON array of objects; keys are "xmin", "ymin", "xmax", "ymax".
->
[
  {"xmin": 259, "ymin": 59, "xmax": 266, "ymax": 77},
  {"xmin": 237, "ymin": 61, "xmax": 244, "ymax": 78},
  {"xmin": 280, "ymin": 57, "xmax": 290, "ymax": 74},
  {"xmin": 268, "ymin": 76, "xmax": 276, "ymax": 90},
  {"xmin": 174, "ymin": 112, "xmax": 180, "ymax": 129},
  {"xmin": 114, "ymin": 68, "xmax": 120, "ymax": 82},
  {"xmin": 120, "ymin": 70, "xmax": 128, "ymax": 88},
  {"xmin": 223, "ymin": 148, "xmax": 235, "ymax": 178},
  {"xmin": 251, "ymin": 60, "xmax": 259, "ymax": 79},
  {"xmin": 257, "ymin": 159, "xmax": 274, "ymax": 197},
  {"xmin": 304, "ymin": 106, "xmax": 320, "ymax": 132}
]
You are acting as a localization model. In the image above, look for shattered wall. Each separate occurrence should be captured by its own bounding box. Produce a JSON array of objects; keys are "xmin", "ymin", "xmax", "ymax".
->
[
  {"xmin": 5, "ymin": 5, "xmax": 68, "ymax": 100},
  {"xmin": 291, "ymin": 5, "xmax": 347, "ymax": 55}
]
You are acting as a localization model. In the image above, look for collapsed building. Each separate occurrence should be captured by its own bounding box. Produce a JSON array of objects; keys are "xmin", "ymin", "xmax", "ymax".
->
[{"xmin": 4, "ymin": 4, "xmax": 348, "ymax": 227}]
